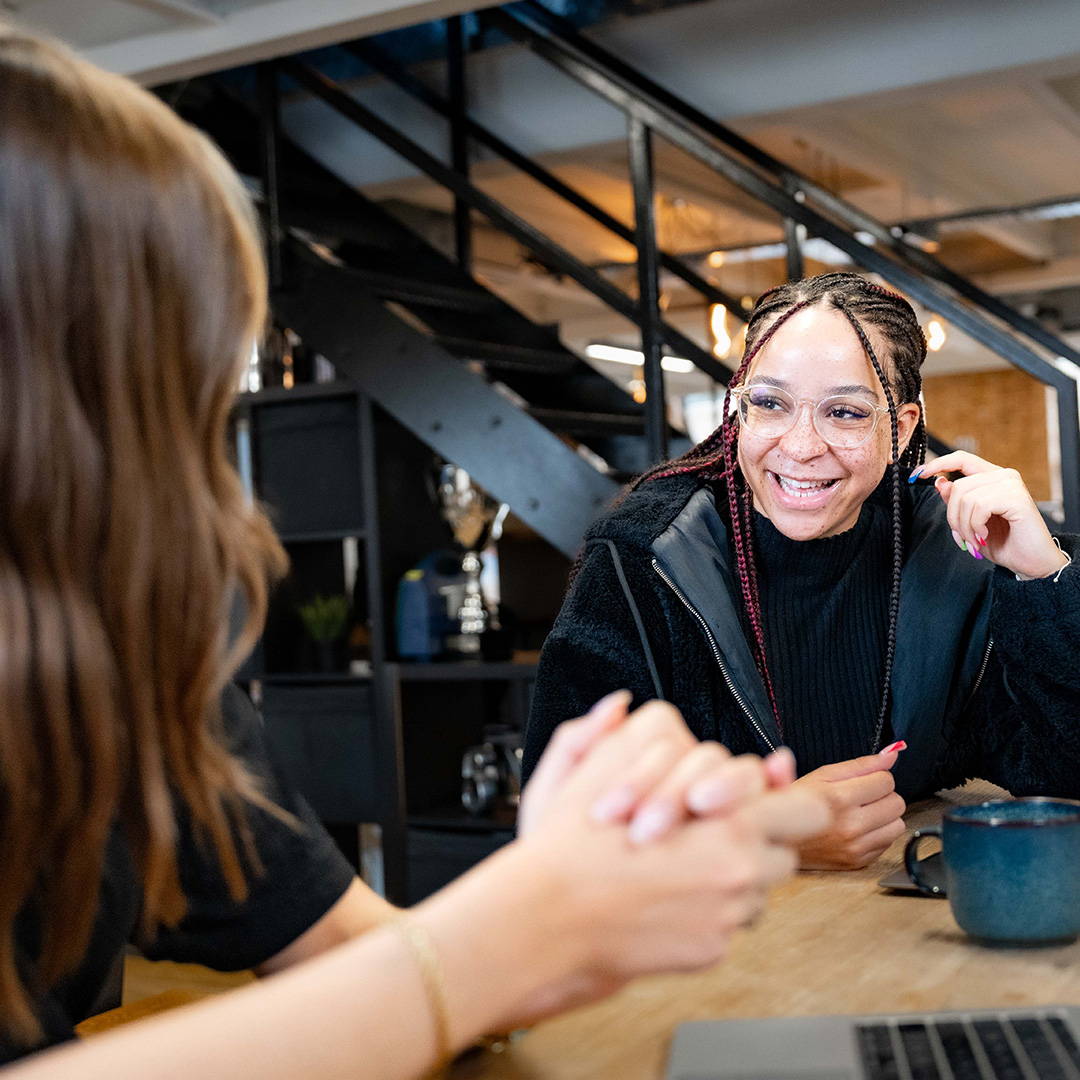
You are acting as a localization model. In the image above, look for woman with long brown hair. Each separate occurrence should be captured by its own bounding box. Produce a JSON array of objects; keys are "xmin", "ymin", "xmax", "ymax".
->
[{"xmin": 0, "ymin": 24, "xmax": 831, "ymax": 1078}]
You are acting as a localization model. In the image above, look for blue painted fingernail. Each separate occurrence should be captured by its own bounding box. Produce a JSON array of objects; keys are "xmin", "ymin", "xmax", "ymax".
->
[{"xmin": 908, "ymin": 468, "xmax": 923, "ymax": 484}]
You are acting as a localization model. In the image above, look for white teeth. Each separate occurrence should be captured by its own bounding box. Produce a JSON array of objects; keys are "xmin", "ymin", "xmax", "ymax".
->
[{"xmin": 776, "ymin": 474, "xmax": 837, "ymax": 498}]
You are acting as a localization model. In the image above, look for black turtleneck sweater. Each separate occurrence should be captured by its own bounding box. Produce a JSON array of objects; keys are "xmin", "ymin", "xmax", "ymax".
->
[{"xmin": 752, "ymin": 502, "xmax": 893, "ymax": 774}]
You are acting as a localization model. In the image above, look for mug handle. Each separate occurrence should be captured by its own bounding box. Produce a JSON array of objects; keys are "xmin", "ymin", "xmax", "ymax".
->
[{"xmin": 904, "ymin": 825, "xmax": 945, "ymax": 896}]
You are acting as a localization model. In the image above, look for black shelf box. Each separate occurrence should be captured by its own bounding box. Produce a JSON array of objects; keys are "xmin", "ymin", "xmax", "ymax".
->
[
  {"xmin": 260, "ymin": 682, "xmax": 378, "ymax": 824},
  {"xmin": 254, "ymin": 396, "xmax": 365, "ymax": 537},
  {"xmin": 407, "ymin": 825, "xmax": 514, "ymax": 905}
]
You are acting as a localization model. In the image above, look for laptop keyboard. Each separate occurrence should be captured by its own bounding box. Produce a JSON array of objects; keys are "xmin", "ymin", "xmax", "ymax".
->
[{"xmin": 857, "ymin": 1015, "xmax": 1080, "ymax": 1080}]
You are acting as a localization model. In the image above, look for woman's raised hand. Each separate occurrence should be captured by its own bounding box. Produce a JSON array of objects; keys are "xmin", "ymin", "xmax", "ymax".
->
[{"xmin": 915, "ymin": 452, "xmax": 1068, "ymax": 580}]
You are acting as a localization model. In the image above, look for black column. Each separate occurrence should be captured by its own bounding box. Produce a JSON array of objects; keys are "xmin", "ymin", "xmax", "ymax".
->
[
  {"xmin": 629, "ymin": 117, "xmax": 668, "ymax": 465},
  {"xmin": 257, "ymin": 62, "xmax": 285, "ymax": 291},
  {"xmin": 447, "ymin": 16, "xmax": 472, "ymax": 275}
]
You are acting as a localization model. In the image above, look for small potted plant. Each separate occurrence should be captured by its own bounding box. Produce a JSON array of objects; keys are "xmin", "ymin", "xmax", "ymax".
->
[{"xmin": 297, "ymin": 593, "xmax": 351, "ymax": 673}]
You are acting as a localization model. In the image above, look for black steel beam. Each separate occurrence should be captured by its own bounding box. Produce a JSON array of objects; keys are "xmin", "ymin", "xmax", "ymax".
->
[
  {"xmin": 903, "ymin": 192, "xmax": 1080, "ymax": 231},
  {"xmin": 283, "ymin": 57, "xmax": 732, "ymax": 386},
  {"xmin": 344, "ymin": 40, "xmax": 747, "ymax": 321},
  {"xmin": 446, "ymin": 16, "xmax": 472, "ymax": 275},
  {"xmin": 783, "ymin": 217, "xmax": 804, "ymax": 282},
  {"xmin": 629, "ymin": 117, "xmax": 667, "ymax": 464},
  {"xmin": 357, "ymin": 393, "xmax": 408, "ymax": 904},
  {"xmin": 257, "ymin": 62, "xmax": 285, "ymax": 290},
  {"xmin": 273, "ymin": 240, "xmax": 619, "ymax": 558}
]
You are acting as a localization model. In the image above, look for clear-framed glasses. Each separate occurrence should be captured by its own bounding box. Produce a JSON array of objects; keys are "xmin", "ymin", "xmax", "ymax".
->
[{"xmin": 731, "ymin": 383, "xmax": 890, "ymax": 449}]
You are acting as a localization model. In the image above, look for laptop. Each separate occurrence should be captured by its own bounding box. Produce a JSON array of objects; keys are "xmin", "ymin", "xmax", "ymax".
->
[{"xmin": 665, "ymin": 1006, "xmax": 1080, "ymax": 1080}]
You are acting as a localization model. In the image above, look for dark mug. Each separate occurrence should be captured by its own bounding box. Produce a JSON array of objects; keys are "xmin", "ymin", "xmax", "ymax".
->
[{"xmin": 905, "ymin": 798, "xmax": 1080, "ymax": 944}]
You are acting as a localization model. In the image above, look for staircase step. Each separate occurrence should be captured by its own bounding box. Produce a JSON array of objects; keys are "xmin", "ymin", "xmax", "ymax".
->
[
  {"xmin": 432, "ymin": 336, "xmax": 579, "ymax": 373},
  {"xmin": 527, "ymin": 407, "xmax": 646, "ymax": 437},
  {"xmin": 273, "ymin": 243, "xmax": 619, "ymax": 559},
  {"xmin": 344, "ymin": 268, "xmax": 504, "ymax": 315}
]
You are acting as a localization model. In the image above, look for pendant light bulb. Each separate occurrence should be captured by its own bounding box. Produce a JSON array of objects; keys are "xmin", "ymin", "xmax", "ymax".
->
[
  {"xmin": 927, "ymin": 318, "xmax": 946, "ymax": 352},
  {"xmin": 711, "ymin": 304, "xmax": 732, "ymax": 360}
]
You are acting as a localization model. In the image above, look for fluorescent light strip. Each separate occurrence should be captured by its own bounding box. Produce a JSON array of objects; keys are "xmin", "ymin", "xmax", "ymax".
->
[
  {"xmin": 585, "ymin": 344, "xmax": 696, "ymax": 374},
  {"xmin": 1020, "ymin": 201, "xmax": 1080, "ymax": 222},
  {"xmin": 704, "ymin": 237, "xmax": 852, "ymax": 267}
]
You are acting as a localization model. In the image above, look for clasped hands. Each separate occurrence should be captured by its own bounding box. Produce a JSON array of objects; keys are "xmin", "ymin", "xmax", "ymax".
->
[{"xmin": 505, "ymin": 693, "xmax": 830, "ymax": 1025}]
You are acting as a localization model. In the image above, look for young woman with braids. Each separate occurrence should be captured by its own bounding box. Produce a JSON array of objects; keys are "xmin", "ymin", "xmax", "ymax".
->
[
  {"xmin": 0, "ymin": 25, "xmax": 833, "ymax": 1076},
  {"xmin": 524, "ymin": 271, "xmax": 1080, "ymax": 871}
]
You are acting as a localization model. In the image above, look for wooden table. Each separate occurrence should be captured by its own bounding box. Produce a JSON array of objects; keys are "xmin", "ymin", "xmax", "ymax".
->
[{"xmin": 453, "ymin": 782, "xmax": 1080, "ymax": 1080}]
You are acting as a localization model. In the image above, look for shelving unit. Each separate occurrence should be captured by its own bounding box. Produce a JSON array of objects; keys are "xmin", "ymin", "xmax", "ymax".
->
[{"xmin": 233, "ymin": 380, "xmax": 555, "ymax": 904}]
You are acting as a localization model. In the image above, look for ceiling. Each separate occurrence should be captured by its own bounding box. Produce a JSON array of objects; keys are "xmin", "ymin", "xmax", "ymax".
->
[
  {"xmin": 0, "ymin": 0, "xmax": 482, "ymax": 82},
  {"xmin": 12, "ymin": 0, "xmax": 1080, "ymax": 396}
]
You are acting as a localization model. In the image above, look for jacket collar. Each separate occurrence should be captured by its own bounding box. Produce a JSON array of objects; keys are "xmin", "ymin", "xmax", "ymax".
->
[
  {"xmin": 650, "ymin": 484, "xmax": 992, "ymax": 792},
  {"xmin": 652, "ymin": 488, "xmax": 783, "ymax": 750}
]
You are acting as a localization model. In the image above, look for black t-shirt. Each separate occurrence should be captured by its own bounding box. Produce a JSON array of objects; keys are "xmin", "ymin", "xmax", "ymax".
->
[{"xmin": 1, "ymin": 683, "xmax": 356, "ymax": 1065}]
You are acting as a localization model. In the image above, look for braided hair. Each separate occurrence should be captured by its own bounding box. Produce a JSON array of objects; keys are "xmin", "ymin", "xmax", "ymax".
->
[{"xmin": 634, "ymin": 272, "xmax": 928, "ymax": 748}]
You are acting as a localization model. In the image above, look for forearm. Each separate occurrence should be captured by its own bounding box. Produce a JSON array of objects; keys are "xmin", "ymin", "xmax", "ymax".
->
[
  {"xmin": 990, "ymin": 543, "xmax": 1080, "ymax": 694},
  {"xmin": 255, "ymin": 878, "xmax": 397, "ymax": 975},
  {"xmin": 9, "ymin": 847, "xmax": 568, "ymax": 1080}
]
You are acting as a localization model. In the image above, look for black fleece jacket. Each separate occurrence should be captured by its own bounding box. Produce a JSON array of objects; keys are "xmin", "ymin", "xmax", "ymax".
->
[{"xmin": 523, "ymin": 474, "xmax": 1080, "ymax": 803}]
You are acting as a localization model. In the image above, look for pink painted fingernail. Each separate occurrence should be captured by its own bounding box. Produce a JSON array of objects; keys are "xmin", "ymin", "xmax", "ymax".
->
[
  {"xmin": 588, "ymin": 689, "xmax": 632, "ymax": 716},
  {"xmin": 881, "ymin": 740, "xmax": 907, "ymax": 755},
  {"xmin": 935, "ymin": 476, "xmax": 948, "ymax": 489},
  {"xmin": 628, "ymin": 801, "xmax": 678, "ymax": 845},
  {"xmin": 687, "ymin": 774, "xmax": 735, "ymax": 814},
  {"xmin": 590, "ymin": 785, "xmax": 637, "ymax": 824},
  {"xmin": 951, "ymin": 530, "xmax": 966, "ymax": 552}
]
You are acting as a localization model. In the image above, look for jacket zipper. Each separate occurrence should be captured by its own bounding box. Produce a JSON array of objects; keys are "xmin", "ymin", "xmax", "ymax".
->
[
  {"xmin": 965, "ymin": 635, "xmax": 994, "ymax": 712},
  {"xmin": 651, "ymin": 559, "xmax": 776, "ymax": 752}
]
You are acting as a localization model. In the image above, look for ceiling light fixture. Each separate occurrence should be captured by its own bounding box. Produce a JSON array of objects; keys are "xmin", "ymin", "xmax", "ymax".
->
[
  {"xmin": 927, "ymin": 319, "xmax": 946, "ymax": 352},
  {"xmin": 710, "ymin": 304, "xmax": 732, "ymax": 360},
  {"xmin": 584, "ymin": 343, "xmax": 696, "ymax": 374},
  {"xmin": 700, "ymin": 238, "xmax": 852, "ymax": 268}
]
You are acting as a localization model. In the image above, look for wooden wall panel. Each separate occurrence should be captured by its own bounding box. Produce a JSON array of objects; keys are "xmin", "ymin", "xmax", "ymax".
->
[{"xmin": 921, "ymin": 368, "xmax": 1051, "ymax": 502}]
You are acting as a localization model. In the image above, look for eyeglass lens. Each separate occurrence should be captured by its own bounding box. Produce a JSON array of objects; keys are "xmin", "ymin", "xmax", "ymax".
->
[{"xmin": 738, "ymin": 385, "xmax": 880, "ymax": 448}]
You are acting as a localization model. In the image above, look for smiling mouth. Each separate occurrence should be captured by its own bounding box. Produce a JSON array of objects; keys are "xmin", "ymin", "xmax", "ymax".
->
[{"xmin": 771, "ymin": 473, "xmax": 840, "ymax": 499}]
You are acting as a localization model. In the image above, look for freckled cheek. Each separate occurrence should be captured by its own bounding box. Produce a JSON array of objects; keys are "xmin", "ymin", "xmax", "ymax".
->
[
  {"xmin": 736, "ymin": 434, "xmax": 782, "ymax": 496},
  {"xmin": 833, "ymin": 439, "xmax": 888, "ymax": 493}
]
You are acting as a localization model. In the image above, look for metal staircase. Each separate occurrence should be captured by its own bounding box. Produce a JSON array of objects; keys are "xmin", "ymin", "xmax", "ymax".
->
[{"xmin": 175, "ymin": 0, "xmax": 1080, "ymax": 536}]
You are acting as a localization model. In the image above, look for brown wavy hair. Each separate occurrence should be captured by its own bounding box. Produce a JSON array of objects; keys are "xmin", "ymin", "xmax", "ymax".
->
[{"xmin": 0, "ymin": 27, "xmax": 287, "ymax": 1041}]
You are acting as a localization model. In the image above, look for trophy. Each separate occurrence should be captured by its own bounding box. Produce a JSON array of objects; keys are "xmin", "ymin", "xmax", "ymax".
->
[{"xmin": 434, "ymin": 464, "xmax": 509, "ymax": 656}]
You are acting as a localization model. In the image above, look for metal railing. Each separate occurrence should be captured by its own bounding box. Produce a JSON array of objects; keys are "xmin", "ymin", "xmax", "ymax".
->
[
  {"xmin": 487, "ymin": 1, "xmax": 1080, "ymax": 529},
  {"xmin": 261, "ymin": 3, "xmax": 1080, "ymax": 526}
]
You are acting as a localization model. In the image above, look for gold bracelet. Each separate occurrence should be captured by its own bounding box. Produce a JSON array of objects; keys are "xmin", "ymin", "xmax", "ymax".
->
[{"xmin": 391, "ymin": 915, "xmax": 452, "ymax": 1077}]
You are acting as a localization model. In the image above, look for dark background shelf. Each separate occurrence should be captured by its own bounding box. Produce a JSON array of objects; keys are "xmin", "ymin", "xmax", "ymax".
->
[
  {"xmin": 394, "ymin": 660, "xmax": 538, "ymax": 682},
  {"xmin": 277, "ymin": 529, "xmax": 368, "ymax": 543},
  {"xmin": 259, "ymin": 672, "xmax": 371, "ymax": 684},
  {"xmin": 237, "ymin": 384, "xmax": 559, "ymax": 904},
  {"xmin": 408, "ymin": 803, "xmax": 518, "ymax": 832}
]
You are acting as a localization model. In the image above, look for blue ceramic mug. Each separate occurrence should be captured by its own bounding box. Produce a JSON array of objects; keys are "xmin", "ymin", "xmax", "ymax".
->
[{"xmin": 904, "ymin": 798, "xmax": 1080, "ymax": 944}]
